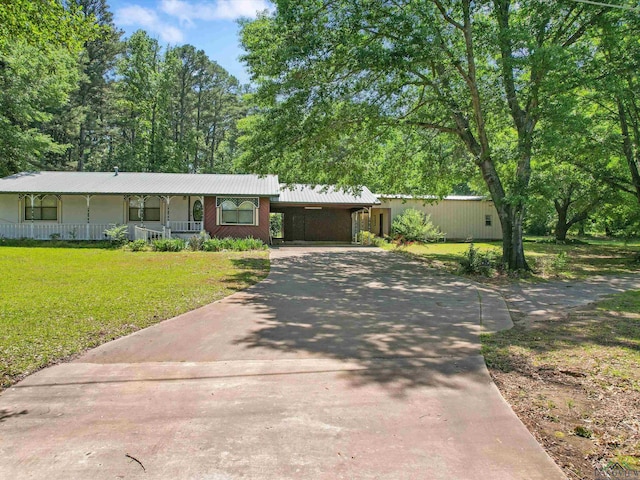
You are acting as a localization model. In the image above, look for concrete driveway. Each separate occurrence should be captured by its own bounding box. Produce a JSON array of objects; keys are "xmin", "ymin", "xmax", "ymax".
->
[{"xmin": 0, "ymin": 247, "xmax": 565, "ymax": 479}]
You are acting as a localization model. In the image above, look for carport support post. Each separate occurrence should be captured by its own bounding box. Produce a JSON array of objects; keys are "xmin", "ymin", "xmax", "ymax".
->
[{"xmin": 85, "ymin": 195, "xmax": 92, "ymax": 240}]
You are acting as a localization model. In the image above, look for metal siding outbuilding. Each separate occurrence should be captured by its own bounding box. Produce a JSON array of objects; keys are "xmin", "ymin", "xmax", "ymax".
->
[{"xmin": 379, "ymin": 197, "xmax": 502, "ymax": 240}]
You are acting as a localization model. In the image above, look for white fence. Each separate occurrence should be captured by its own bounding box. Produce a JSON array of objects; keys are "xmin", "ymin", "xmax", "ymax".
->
[
  {"xmin": 134, "ymin": 225, "xmax": 171, "ymax": 242},
  {"xmin": 168, "ymin": 221, "xmax": 202, "ymax": 232},
  {"xmin": 0, "ymin": 223, "xmax": 113, "ymax": 241}
]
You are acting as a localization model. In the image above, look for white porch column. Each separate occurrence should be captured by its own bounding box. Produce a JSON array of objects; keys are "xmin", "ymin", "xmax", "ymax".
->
[
  {"xmin": 136, "ymin": 195, "xmax": 147, "ymax": 226},
  {"xmin": 18, "ymin": 194, "xmax": 24, "ymax": 224},
  {"xmin": 85, "ymin": 195, "xmax": 92, "ymax": 240},
  {"xmin": 29, "ymin": 194, "xmax": 37, "ymax": 238},
  {"xmin": 200, "ymin": 196, "xmax": 205, "ymax": 231},
  {"xmin": 56, "ymin": 195, "xmax": 62, "ymax": 224},
  {"xmin": 161, "ymin": 196, "xmax": 173, "ymax": 227}
]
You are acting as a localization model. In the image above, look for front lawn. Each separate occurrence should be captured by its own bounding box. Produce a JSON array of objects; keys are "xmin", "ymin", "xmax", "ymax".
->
[
  {"xmin": 385, "ymin": 237, "xmax": 640, "ymax": 280},
  {"xmin": 0, "ymin": 245, "xmax": 269, "ymax": 389},
  {"xmin": 482, "ymin": 291, "xmax": 640, "ymax": 479}
]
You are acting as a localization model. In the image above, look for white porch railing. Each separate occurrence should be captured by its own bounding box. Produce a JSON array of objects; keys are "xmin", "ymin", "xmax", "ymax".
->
[
  {"xmin": 0, "ymin": 223, "xmax": 112, "ymax": 241},
  {"xmin": 134, "ymin": 225, "xmax": 171, "ymax": 242},
  {"xmin": 168, "ymin": 221, "xmax": 203, "ymax": 232}
]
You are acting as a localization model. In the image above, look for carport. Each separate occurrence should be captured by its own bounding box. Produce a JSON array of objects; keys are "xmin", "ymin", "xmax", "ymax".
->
[{"xmin": 271, "ymin": 184, "xmax": 378, "ymax": 243}]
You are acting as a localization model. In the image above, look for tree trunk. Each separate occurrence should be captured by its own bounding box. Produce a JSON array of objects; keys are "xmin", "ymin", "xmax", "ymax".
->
[
  {"xmin": 554, "ymin": 200, "xmax": 569, "ymax": 242},
  {"xmin": 501, "ymin": 205, "xmax": 529, "ymax": 270},
  {"xmin": 478, "ymin": 158, "xmax": 529, "ymax": 271}
]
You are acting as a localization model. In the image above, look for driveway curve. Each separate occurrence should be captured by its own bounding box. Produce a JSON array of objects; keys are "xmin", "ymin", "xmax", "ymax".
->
[{"xmin": 0, "ymin": 247, "xmax": 564, "ymax": 480}]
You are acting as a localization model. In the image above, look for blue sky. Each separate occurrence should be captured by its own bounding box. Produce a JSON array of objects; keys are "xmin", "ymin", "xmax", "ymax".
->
[{"xmin": 109, "ymin": 0, "xmax": 272, "ymax": 84}]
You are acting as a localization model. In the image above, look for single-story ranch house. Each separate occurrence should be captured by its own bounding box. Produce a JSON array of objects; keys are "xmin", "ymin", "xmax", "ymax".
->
[{"xmin": 0, "ymin": 171, "xmax": 502, "ymax": 243}]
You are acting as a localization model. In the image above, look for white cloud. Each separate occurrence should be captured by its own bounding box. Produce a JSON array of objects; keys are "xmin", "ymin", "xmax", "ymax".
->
[
  {"xmin": 160, "ymin": 0, "xmax": 270, "ymax": 24},
  {"xmin": 115, "ymin": 5, "xmax": 185, "ymax": 43}
]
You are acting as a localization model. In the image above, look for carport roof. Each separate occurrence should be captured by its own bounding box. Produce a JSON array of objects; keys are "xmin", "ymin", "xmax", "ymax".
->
[
  {"xmin": 0, "ymin": 171, "xmax": 281, "ymax": 196},
  {"xmin": 273, "ymin": 184, "xmax": 379, "ymax": 206}
]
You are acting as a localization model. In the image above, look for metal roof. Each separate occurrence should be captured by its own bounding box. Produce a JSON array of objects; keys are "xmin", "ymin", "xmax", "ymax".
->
[
  {"xmin": 274, "ymin": 184, "xmax": 379, "ymax": 205},
  {"xmin": 0, "ymin": 171, "xmax": 280, "ymax": 196},
  {"xmin": 376, "ymin": 194, "xmax": 489, "ymax": 201}
]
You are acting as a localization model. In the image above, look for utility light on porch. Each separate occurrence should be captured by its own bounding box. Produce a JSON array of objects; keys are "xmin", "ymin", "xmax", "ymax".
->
[{"xmin": 304, "ymin": 206, "xmax": 322, "ymax": 209}]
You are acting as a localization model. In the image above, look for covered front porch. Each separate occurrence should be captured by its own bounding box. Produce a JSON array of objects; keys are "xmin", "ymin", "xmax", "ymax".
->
[{"xmin": 0, "ymin": 193, "xmax": 205, "ymax": 241}]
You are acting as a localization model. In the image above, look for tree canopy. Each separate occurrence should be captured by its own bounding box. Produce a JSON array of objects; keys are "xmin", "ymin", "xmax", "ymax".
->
[{"xmin": 239, "ymin": 0, "xmax": 612, "ymax": 269}]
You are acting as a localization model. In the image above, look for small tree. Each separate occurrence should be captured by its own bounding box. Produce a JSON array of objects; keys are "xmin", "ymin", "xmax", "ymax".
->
[
  {"xmin": 104, "ymin": 224, "xmax": 129, "ymax": 246},
  {"xmin": 391, "ymin": 209, "xmax": 442, "ymax": 243}
]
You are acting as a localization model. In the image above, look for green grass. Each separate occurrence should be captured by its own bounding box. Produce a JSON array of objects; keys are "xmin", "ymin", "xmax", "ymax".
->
[
  {"xmin": 0, "ymin": 245, "xmax": 269, "ymax": 389},
  {"xmin": 481, "ymin": 293, "xmax": 640, "ymax": 391},
  {"xmin": 383, "ymin": 237, "xmax": 640, "ymax": 280}
]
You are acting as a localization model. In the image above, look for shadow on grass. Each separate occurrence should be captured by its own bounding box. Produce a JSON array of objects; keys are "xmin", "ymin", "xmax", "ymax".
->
[
  {"xmin": 228, "ymin": 256, "xmax": 270, "ymax": 286},
  {"xmin": 482, "ymin": 309, "xmax": 640, "ymax": 380}
]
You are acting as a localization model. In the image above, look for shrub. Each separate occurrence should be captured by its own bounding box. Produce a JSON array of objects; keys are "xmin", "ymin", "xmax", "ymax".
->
[
  {"xmin": 128, "ymin": 239, "xmax": 148, "ymax": 252},
  {"xmin": 187, "ymin": 231, "xmax": 211, "ymax": 251},
  {"xmin": 202, "ymin": 237, "xmax": 224, "ymax": 252},
  {"xmin": 458, "ymin": 243, "xmax": 503, "ymax": 276},
  {"xmin": 357, "ymin": 231, "xmax": 387, "ymax": 247},
  {"xmin": 104, "ymin": 224, "xmax": 129, "ymax": 246},
  {"xmin": 151, "ymin": 238, "xmax": 186, "ymax": 252},
  {"xmin": 391, "ymin": 209, "xmax": 442, "ymax": 243},
  {"xmin": 202, "ymin": 236, "xmax": 266, "ymax": 252}
]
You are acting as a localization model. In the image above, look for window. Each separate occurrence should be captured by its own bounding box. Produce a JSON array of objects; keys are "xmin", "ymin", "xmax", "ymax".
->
[
  {"xmin": 192, "ymin": 199, "xmax": 203, "ymax": 222},
  {"xmin": 217, "ymin": 197, "xmax": 258, "ymax": 225},
  {"xmin": 485, "ymin": 215, "xmax": 492, "ymax": 227},
  {"xmin": 129, "ymin": 197, "xmax": 161, "ymax": 222},
  {"xmin": 25, "ymin": 196, "xmax": 57, "ymax": 221}
]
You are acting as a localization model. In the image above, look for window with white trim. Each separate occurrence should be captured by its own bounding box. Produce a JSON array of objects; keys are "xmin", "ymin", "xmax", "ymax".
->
[
  {"xmin": 25, "ymin": 195, "xmax": 58, "ymax": 221},
  {"xmin": 217, "ymin": 197, "xmax": 259, "ymax": 225},
  {"xmin": 129, "ymin": 197, "xmax": 161, "ymax": 222}
]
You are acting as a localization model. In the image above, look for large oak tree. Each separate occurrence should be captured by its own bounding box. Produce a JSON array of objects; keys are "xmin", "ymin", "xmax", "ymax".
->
[{"xmin": 240, "ymin": 0, "xmax": 605, "ymax": 270}]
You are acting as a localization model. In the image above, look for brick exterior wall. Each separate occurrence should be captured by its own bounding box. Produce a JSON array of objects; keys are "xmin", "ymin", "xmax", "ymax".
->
[{"xmin": 204, "ymin": 196, "xmax": 271, "ymax": 243}]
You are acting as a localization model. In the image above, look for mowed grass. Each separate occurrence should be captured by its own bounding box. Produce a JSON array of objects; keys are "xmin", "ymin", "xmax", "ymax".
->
[
  {"xmin": 0, "ymin": 246, "xmax": 269, "ymax": 389},
  {"xmin": 385, "ymin": 237, "xmax": 640, "ymax": 280}
]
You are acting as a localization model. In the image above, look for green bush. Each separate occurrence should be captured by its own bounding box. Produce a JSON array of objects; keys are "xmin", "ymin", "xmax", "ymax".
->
[
  {"xmin": 128, "ymin": 239, "xmax": 148, "ymax": 252},
  {"xmin": 269, "ymin": 213, "xmax": 283, "ymax": 238},
  {"xmin": 357, "ymin": 231, "xmax": 387, "ymax": 247},
  {"xmin": 391, "ymin": 209, "xmax": 442, "ymax": 243},
  {"xmin": 151, "ymin": 238, "xmax": 186, "ymax": 252},
  {"xmin": 202, "ymin": 236, "xmax": 267, "ymax": 252},
  {"xmin": 458, "ymin": 243, "xmax": 503, "ymax": 276},
  {"xmin": 104, "ymin": 224, "xmax": 129, "ymax": 246},
  {"xmin": 187, "ymin": 231, "xmax": 211, "ymax": 251}
]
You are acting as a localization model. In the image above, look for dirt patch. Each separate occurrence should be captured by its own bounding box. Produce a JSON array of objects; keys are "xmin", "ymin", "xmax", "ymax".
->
[{"xmin": 484, "ymin": 305, "xmax": 640, "ymax": 480}]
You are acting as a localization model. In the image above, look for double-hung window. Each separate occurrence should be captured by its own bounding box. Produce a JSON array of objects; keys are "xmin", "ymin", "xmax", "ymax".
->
[
  {"xmin": 217, "ymin": 197, "xmax": 259, "ymax": 226},
  {"xmin": 25, "ymin": 195, "xmax": 58, "ymax": 221},
  {"xmin": 129, "ymin": 197, "xmax": 161, "ymax": 222}
]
